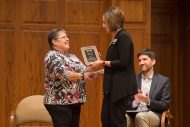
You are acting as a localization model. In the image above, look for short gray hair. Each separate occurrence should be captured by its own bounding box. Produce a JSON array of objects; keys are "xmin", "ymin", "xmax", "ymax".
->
[
  {"xmin": 48, "ymin": 29, "xmax": 66, "ymax": 49},
  {"xmin": 103, "ymin": 6, "xmax": 125, "ymax": 32}
]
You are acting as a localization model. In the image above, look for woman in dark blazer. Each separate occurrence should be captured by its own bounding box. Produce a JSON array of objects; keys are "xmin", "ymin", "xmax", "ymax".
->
[{"xmin": 92, "ymin": 6, "xmax": 137, "ymax": 127}]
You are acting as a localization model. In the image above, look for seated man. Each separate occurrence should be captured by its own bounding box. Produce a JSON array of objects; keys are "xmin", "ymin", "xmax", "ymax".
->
[{"xmin": 127, "ymin": 49, "xmax": 171, "ymax": 127}]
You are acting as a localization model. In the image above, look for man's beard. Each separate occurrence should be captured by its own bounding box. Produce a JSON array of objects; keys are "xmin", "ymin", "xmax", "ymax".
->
[{"xmin": 140, "ymin": 66, "xmax": 152, "ymax": 73}]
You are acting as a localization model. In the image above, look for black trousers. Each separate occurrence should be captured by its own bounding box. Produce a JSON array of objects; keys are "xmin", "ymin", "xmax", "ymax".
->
[
  {"xmin": 101, "ymin": 94, "xmax": 130, "ymax": 127},
  {"xmin": 44, "ymin": 104, "xmax": 81, "ymax": 127}
]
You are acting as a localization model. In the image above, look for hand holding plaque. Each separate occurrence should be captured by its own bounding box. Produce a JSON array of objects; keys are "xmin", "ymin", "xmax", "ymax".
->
[{"xmin": 81, "ymin": 46, "xmax": 100, "ymax": 65}]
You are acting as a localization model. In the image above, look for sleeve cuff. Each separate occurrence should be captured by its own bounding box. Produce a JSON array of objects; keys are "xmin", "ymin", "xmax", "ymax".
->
[
  {"xmin": 147, "ymin": 98, "xmax": 151, "ymax": 106},
  {"xmin": 132, "ymin": 100, "xmax": 139, "ymax": 108}
]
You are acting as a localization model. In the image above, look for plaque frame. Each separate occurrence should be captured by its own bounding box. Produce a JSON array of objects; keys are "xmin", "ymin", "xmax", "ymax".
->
[{"xmin": 80, "ymin": 46, "xmax": 100, "ymax": 65}]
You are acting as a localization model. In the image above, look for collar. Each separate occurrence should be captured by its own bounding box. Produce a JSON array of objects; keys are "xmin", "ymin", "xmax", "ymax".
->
[
  {"xmin": 141, "ymin": 73, "xmax": 153, "ymax": 80},
  {"xmin": 53, "ymin": 48, "xmax": 68, "ymax": 56}
]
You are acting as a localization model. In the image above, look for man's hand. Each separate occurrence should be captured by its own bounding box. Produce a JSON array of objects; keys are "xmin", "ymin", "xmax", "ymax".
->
[
  {"xmin": 134, "ymin": 89, "xmax": 150, "ymax": 104},
  {"xmin": 137, "ymin": 89, "xmax": 149, "ymax": 103},
  {"xmin": 134, "ymin": 94, "xmax": 141, "ymax": 105}
]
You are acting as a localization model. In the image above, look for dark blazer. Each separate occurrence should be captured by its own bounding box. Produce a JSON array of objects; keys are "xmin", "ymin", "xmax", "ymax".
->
[
  {"xmin": 103, "ymin": 29, "xmax": 137, "ymax": 102},
  {"xmin": 136, "ymin": 73, "xmax": 171, "ymax": 118}
]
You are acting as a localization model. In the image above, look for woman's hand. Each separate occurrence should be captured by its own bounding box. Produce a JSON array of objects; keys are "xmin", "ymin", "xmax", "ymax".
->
[
  {"xmin": 84, "ymin": 72, "xmax": 98, "ymax": 80},
  {"xmin": 91, "ymin": 60, "xmax": 104, "ymax": 69}
]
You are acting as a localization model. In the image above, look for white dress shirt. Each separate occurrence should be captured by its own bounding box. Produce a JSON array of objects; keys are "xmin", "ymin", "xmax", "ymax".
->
[{"xmin": 132, "ymin": 73, "xmax": 153, "ymax": 109}]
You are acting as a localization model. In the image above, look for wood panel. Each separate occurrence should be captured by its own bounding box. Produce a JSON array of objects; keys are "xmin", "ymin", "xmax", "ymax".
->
[
  {"xmin": 21, "ymin": 30, "xmax": 49, "ymax": 95},
  {"xmin": 0, "ymin": 30, "xmax": 14, "ymax": 127},
  {"xmin": 151, "ymin": 0, "xmax": 179, "ymax": 126},
  {"xmin": 0, "ymin": 0, "xmax": 13, "ymax": 24},
  {"xmin": 180, "ymin": 1, "xmax": 190, "ymax": 126},
  {"xmin": 21, "ymin": 0, "xmax": 60, "ymax": 29},
  {"xmin": 151, "ymin": 41, "xmax": 172, "ymax": 78},
  {"xmin": 65, "ymin": 0, "xmax": 101, "ymax": 26},
  {"xmin": 21, "ymin": 0, "xmax": 57, "ymax": 24},
  {"xmin": 129, "ymin": 30, "xmax": 147, "ymax": 72},
  {"xmin": 120, "ymin": 0, "xmax": 145, "ymax": 23},
  {"xmin": 0, "ymin": 1, "xmax": 14, "ymax": 127},
  {"xmin": 113, "ymin": 0, "xmax": 151, "ymax": 74},
  {"xmin": 181, "ymin": 38, "xmax": 190, "ymax": 127}
]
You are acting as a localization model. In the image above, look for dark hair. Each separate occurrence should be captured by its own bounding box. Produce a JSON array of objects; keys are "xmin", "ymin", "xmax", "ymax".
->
[
  {"xmin": 137, "ymin": 49, "xmax": 156, "ymax": 60},
  {"xmin": 48, "ymin": 29, "xmax": 66, "ymax": 49},
  {"xmin": 103, "ymin": 6, "xmax": 125, "ymax": 32}
]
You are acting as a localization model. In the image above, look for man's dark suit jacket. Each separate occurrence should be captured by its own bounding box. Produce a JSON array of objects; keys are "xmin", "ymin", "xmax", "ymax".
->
[
  {"xmin": 134, "ymin": 73, "xmax": 171, "ymax": 118},
  {"xmin": 103, "ymin": 29, "xmax": 137, "ymax": 102}
]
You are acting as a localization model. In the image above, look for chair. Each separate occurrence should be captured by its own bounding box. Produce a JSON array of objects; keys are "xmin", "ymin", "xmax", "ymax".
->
[
  {"xmin": 126, "ymin": 109, "xmax": 173, "ymax": 127},
  {"xmin": 10, "ymin": 95, "xmax": 52, "ymax": 127},
  {"xmin": 161, "ymin": 109, "xmax": 173, "ymax": 127}
]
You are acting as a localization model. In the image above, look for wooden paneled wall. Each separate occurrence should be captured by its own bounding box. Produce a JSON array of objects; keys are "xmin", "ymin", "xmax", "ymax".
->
[
  {"xmin": 180, "ymin": 0, "xmax": 190, "ymax": 126},
  {"xmin": 151, "ymin": 0, "xmax": 180, "ymax": 126},
  {"xmin": 0, "ymin": 0, "xmax": 151, "ymax": 127},
  {"xmin": 113, "ymin": 0, "xmax": 151, "ymax": 72}
]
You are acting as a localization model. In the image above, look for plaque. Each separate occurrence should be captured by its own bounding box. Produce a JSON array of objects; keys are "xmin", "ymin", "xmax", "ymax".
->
[{"xmin": 81, "ymin": 46, "xmax": 100, "ymax": 65}]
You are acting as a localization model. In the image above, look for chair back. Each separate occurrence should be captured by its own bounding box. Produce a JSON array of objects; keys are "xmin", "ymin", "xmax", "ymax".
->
[{"xmin": 15, "ymin": 95, "xmax": 52, "ymax": 125}]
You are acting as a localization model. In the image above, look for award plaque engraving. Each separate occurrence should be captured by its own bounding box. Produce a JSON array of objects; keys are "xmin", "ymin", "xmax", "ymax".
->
[{"xmin": 81, "ymin": 46, "xmax": 100, "ymax": 65}]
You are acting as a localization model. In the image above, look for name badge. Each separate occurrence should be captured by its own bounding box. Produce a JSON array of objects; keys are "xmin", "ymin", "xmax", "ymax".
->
[{"xmin": 111, "ymin": 39, "xmax": 117, "ymax": 44}]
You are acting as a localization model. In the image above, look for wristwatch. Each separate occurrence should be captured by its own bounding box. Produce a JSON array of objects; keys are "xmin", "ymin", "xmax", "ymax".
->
[{"xmin": 102, "ymin": 61, "xmax": 106, "ymax": 66}]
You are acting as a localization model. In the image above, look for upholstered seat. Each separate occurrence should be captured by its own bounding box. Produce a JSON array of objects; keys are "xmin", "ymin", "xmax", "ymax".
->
[{"xmin": 10, "ymin": 95, "xmax": 52, "ymax": 127}]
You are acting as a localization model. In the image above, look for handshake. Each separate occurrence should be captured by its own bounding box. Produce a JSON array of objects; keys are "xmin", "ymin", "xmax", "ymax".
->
[
  {"xmin": 83, "ymin": 71, "xmax": 98, "ymax": 80},
  {"xmin": 83, "ymin": 60, "xmax": 105, "ymax": 80}
]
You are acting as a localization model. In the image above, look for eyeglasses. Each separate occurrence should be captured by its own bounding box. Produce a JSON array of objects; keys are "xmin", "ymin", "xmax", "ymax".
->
[{"xmin": 56, "ymin": 36, "xmax": 68, "ymax": 40}]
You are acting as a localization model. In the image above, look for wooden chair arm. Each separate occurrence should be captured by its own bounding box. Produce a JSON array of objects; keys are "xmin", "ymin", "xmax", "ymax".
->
[{"xmin": 161, "ymin": 110, "xmax": 173, "ymax": 127}]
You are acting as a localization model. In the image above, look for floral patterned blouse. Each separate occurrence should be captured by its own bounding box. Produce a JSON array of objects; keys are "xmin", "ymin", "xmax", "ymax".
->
[{"xmin": 43, "ymin": 50, "xmax": 87, "ymax": 105}]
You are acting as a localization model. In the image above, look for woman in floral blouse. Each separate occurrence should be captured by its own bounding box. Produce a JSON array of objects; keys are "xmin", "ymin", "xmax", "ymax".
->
[{"xmin": 43, "ymin": 29, "xmax": 94, "ymax": 127}]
